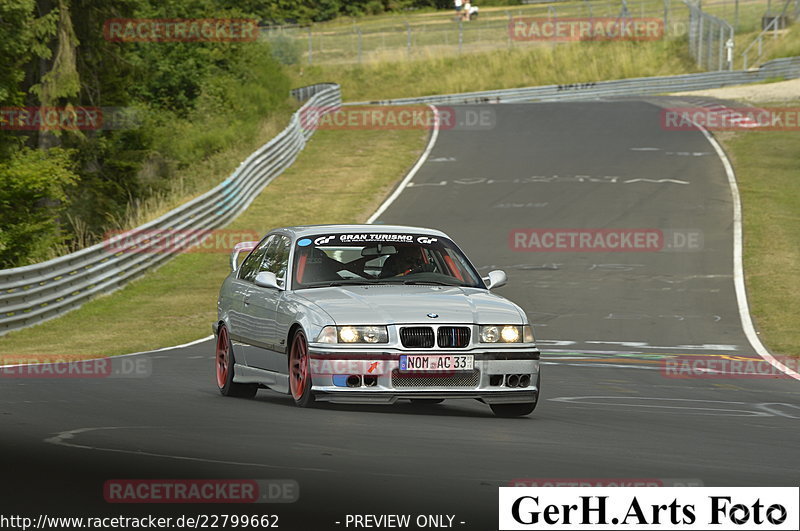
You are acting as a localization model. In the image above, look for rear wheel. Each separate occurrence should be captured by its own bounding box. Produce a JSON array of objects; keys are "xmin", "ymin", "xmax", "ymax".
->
[
  {"xmin": 216, "ymin": 325, "xmax": 258, "ymax": 398},
  {"xmin": 289, "ymin": 329, "xmax": 315, "ymax": 408}
]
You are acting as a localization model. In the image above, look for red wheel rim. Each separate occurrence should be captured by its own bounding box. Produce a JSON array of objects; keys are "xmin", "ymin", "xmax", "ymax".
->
[
  {"xmin": 216, "ymin": 327, "xmax": 230, "ymax": 389},
  {"xmin": 289, "ymin": 332, "xmax": 309, "ymax": 400}
]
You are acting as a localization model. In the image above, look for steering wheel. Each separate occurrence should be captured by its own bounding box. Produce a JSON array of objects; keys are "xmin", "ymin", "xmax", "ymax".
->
[{"xmin": 400, "ymin": 263, "xmax": 435, "ymax": 276}]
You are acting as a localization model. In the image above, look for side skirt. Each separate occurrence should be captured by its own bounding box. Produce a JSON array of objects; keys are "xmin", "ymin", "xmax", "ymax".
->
[{"xmin": 233, "ymin": 364, "xmax": 290, "ymax": 395}]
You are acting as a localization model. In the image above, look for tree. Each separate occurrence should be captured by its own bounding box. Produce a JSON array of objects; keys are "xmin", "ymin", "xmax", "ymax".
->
[{"xmin": 0, "ymin": 147, "xmax": 78, "ymax": 267}]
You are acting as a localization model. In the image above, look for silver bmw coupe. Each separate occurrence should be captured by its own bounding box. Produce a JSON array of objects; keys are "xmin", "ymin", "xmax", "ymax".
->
[{"xmin": 213, "ymin": 225, "xmax": 541, "ymax": 416}]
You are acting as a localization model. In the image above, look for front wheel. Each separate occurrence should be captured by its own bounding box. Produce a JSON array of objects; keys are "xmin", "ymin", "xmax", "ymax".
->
[
  {"xmin": 491, "ymin": 372, "xmax": 540, "ymax": 417},
  {"xmin": 289, "ymin": 329, "xmax": 315, "ymax": 408},
  {"xmin": 216, "ymin": 324, "xmax": 258, "ymax": 398}
]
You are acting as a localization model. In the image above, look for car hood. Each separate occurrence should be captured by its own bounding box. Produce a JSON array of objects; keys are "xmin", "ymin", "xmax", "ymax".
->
[{"xmin": 294, "ymin": 285, "xmax": 524, "ymax": 325}]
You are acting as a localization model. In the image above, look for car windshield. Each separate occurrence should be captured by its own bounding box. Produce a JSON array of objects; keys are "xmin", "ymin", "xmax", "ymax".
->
[{"xmin": 292, "ymin": 233, "xmax": 483, "ymax": 289}]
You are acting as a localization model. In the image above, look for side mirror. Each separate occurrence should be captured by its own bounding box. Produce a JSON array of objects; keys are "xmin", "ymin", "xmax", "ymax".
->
[
  {"xmin": 254, "ymin": 271, "xmax": 282, "ymax": 290},
  {"xmin": 483, "ymin": 270, "xmax": 507, "ymax": 290},
  {"xmin": 230, "ymin": 241, "xmax": 259, "ymax": 272}
]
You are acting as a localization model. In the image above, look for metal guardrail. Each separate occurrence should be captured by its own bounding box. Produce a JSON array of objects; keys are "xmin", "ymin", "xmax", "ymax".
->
[
  {"xmin": 0, "ymin": 83, "xmax": 341, "ymax": 336},
  {"xmin": 350, "ymin": 56, "xmax": 800, "ymax": 106}
]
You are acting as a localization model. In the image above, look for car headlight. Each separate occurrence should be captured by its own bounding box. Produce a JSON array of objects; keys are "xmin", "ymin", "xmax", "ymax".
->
[
  {"xmin": 479, "ymin": 325, "xmax": 534, "ymax": 343},
  {"xmin": 315, "ymin": 326, "xmax": 389, "ymax": 344},
  {"xmin": 315, "ymin": 326, "xmax": 338, "ymax": 343}
]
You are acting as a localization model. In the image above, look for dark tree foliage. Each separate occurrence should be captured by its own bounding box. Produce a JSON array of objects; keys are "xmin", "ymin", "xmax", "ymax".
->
[
  {"xmin": 1, "ymin": 0, "xmax": 456, "ymax": 267},
  {"xmin": 0, "ymin": 0, "xmax": 291, "ymax": 267}
]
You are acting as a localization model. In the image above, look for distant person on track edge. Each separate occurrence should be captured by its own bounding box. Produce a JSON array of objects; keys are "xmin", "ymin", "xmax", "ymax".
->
[{"xmin": 454, "ymin": 0, "xmax": 463, "ymax": 20}]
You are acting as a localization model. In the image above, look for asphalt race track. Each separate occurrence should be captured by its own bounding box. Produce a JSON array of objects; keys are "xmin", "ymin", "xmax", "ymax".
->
[{"xmin": 1, "ymin": 101, "xmax": 798, "ymax": 530}]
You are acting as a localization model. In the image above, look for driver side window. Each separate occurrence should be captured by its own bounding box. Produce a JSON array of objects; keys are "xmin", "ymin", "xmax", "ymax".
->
[
  {"xmin": 263, "ymin": 236, "xmax": 291, "ymax": 287},
  {"xmin": 238, "ymin": 235, "xmax": 275, "ymax": 283}
]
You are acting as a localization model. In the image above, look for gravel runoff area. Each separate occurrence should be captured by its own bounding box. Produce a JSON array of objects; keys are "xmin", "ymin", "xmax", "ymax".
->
[{"xmin": 675, "ymin": 78, "xmax": 800, "ymax": 102}]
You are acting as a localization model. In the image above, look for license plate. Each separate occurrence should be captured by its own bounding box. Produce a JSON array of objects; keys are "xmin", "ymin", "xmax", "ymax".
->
[{"xmin": 399, "ymin": 354, "xmax": 474, "ymax": 372}]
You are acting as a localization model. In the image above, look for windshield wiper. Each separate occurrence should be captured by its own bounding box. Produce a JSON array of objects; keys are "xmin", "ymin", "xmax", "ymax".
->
[
  {"xmin": 325, "ymin": 280, "xmax": 380, "ymax": 287},
  {"xmin": 401, "ymin": 280, "xmax": 459, "ymax": 286}
]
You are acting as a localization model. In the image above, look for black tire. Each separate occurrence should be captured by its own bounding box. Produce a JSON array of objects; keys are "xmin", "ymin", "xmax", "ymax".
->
[
  {"xmin": 490, "ymin": 401, "xmax": 536, "ymax": 417},
  {"xmin": 216, "ymin": 324, "xmax": 258, "ymax": 398},
  {"xmin": 491, "ymin": 372, "xmax": 539, "ymax": 417},
  {"xmin": 289, "ymin": 329, "xmax": 315, "ymax": 408}
]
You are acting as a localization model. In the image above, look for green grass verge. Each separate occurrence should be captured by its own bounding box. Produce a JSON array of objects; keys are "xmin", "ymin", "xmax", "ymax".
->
[
  {"xmin": 0, "ymin": 125, "xmax": 427, "ymax": 358},
  {"xmin": 719, "ymin": 104, "xmax": 800, "ymax": 358},
  {"xmin": 291, "ymin": 37, "xmax": 699, "ymax": 102}
]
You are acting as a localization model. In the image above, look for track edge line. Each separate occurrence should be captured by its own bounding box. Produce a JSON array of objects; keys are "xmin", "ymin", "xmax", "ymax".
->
[
  {"xmin": 699, "ymin": 126, "xmax": 800, "ymax": 381},
  {"xmin": 366, "ymin": 104, "xmax": 440, "ymax": 224}
]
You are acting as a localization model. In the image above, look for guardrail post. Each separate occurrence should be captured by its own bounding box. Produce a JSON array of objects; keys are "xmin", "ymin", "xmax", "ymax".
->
[
  {"xmin": 730, "ymin": 30, "xmax": 735, "ymax": 71},
  {"xmin": 718, "ymin": 25, "xmax": 724, "ymax": 70},
  {"xmin": 707, "ymin": 20, "xmax": 713, "ymax": 70},
  {"xmin": 663, "ymin": 0, "xmax": 669, "ymax": 34},
  {"xmin": 697, "ymin": 15, "xmax": 704, "ymax": 67},
  {"xmin": 458, "ymin": 20, "xmax": 463, "ymax": 54},
  {"xmin": 727, "ymin": 33, "xmax": 734, "ymax": 70}
]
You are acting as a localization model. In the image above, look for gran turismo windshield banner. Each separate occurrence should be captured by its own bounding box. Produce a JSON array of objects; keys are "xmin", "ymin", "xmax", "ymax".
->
[{"xmin": 298, "ymin": 233, "xmax": 440, "ymax": 247}]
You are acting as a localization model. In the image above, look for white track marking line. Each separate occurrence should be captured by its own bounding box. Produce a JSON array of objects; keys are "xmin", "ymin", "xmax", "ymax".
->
[
  {"xmin": 755, "ymin": 403, "xmax": 800, "ymax": 419},
  {"xmin": 367, "ymin": 104, "xmax": 440, "ymax": 224},
  {"xmin": 44, "ymin": 427, "xmax": 334, "ymax": 473},
  {"xmin": 699, "ymin": 126, "xmax": 800, "ymax": 382},
  {"xmin": 542, "ymin": 361, "xmax": 662, "ymax": 371},
  {"xmin": 0, "ymin": 335, "xmax": 214, "ymax": 369},
  {"xmin": 548, "ymin": 396, "xmax": 774, "ymax": 417},
  {"xmin": 44, "ymin": 426, "xmax": 439, "ymax": 479},
  {"xmin": 116, "ymin": 335, "xmax": 214, "ymax": 358}
]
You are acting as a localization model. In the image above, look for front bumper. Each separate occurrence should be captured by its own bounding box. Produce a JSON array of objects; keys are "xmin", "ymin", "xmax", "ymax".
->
[{"xmin": 306, "ymin": 346, "xmax": 540, "ymax": 405}]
